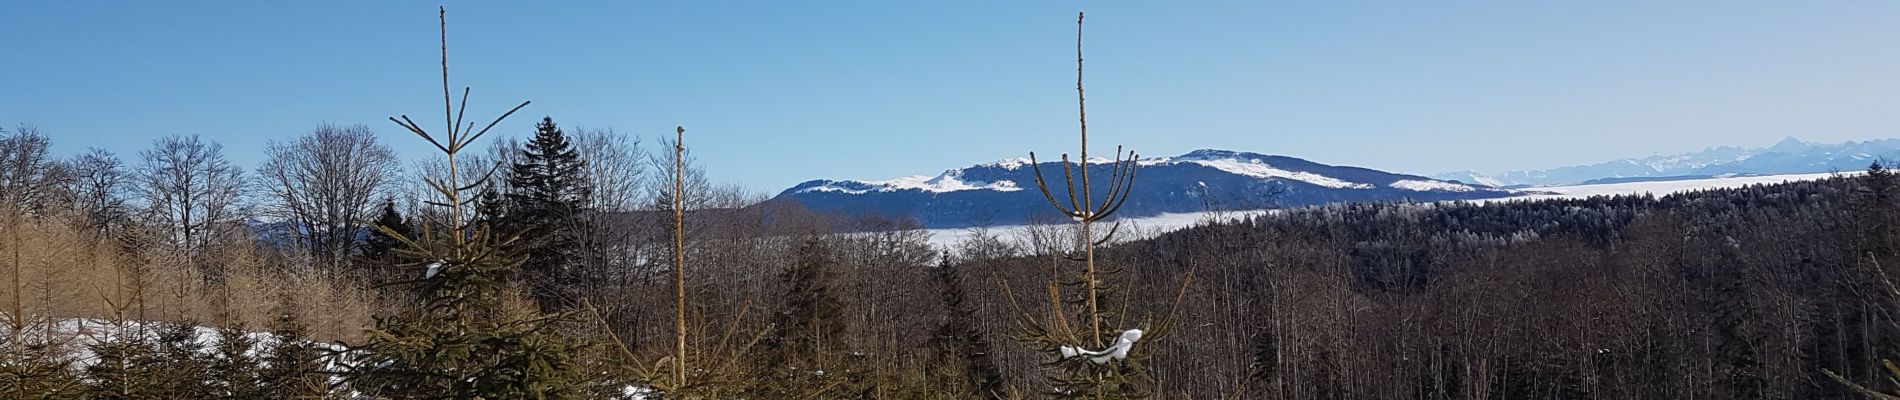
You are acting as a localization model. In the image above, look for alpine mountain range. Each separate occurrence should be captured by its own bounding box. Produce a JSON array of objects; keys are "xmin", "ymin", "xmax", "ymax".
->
[{"xmin": 1434, "ymin": 136, "xmax": 1900, "ymax": 187}]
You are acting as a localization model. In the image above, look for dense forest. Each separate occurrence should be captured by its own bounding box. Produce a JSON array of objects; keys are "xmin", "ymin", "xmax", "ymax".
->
[{"xmin": 7, "ymin": 7, "xmax": 1900, "ymax": 400}]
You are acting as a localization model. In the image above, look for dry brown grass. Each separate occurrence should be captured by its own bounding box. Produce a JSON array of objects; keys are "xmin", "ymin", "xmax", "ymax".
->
[{"xmin": 1, "ymin": 213, "xmax": 376, "ymax": 342}]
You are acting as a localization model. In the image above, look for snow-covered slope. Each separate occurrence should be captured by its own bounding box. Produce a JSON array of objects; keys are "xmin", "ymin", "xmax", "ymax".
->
[
  {"xmin": 927, "ymin": 171, "xmax": 1851, "ymax": 248},
  {"xmin": 1437, "ymin": 137, "xmax": 1900, "ymax": 187},
  {"xmin": 772, "ymin": 149, "xmax": 1516, "ymax": 229}
]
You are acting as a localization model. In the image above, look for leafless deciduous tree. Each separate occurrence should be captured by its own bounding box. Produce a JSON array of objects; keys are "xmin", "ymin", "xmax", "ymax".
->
[
  {"xmin": 573, "ymin": 127, "xmax": 648, "ymax": 213},
  {"xmin": 0, "ymin": 125, "xmax": 60, "ymax": 218},
  {"xmin": 255, "ymin": 124, "xmax": 400, "ymax": 272},
  {"xmin": 135, "ymin": 135, "xmax": 245, "ymax": 274},
  {"xmin": 642, "ymin": 135, "xmax": 758, "ymax": 213},
  {"xmin": 70, "ymin": 148, "xmax": 129, "ymax": 236},
  {"xmin": 568, "ymin": 127, "xmax": 648, "ymax": 326}
]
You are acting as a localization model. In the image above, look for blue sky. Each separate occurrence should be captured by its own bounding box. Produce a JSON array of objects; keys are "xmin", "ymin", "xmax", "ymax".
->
[{"xmin": 6, "ymin": 1, "xmax": 1900, "ymax": 191}]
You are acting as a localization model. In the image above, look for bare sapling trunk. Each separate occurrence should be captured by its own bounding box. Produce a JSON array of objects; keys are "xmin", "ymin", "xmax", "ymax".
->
[{"xmin": 674, "ymin": 125, "xmax": 689, "ymax": 387}]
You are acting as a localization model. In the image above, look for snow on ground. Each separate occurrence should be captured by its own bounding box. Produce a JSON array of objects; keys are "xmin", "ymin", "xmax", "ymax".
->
[
  {"xmin": 925, "ymin": 172, "xmax": 1851, "ymax": 248},
  {"xmin": 2, "ymin": 318, "xmax": 296, "ymax": 372}
]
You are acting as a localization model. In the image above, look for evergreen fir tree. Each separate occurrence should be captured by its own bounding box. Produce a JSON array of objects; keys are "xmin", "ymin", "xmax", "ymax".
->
[
  {"xmin": 1, "ymin": 339, "xmax": 82, "ymax": 399},
  {"xmin": 338, "ymin": 7, "xmax": 592, "ymax": 398},
  {"xmin": 84, "ymin": 333, "xmax": 158, "ymax": 400},
  {"xmin": 1710, "ymin": 273, "xmax": 1764, "ymax": 399},
  {"xmin": 257, "ymin": 315, "xmax": 330, "ymax": 399},
  {"xmin": 207, "ymin": 327, "xmax": 264, "ymax": 399},
  {"xmin": 930, "ymin": 255, "xmax": 1005, "ymax": 398},
  {"xmin": 769, "ymin": 238, "xmax": 845, "ymax": 367},
  {"xmin": 505, "ymin": 116, "xmax": 591, "ymax": 310},
  {"xmin": 360, "ymin": 198, "xmax": 411, "ymax": 284},
  {"xmin": 148, "ymin": 323, "xmax": 214, "ymax": 397},
  {"xmin": 749, "ymin": 238, "xmax": 862, "ymax": 397},
  {"xmin": 472, "ymin": 182, "xmax": 511, "ymax": 236}
]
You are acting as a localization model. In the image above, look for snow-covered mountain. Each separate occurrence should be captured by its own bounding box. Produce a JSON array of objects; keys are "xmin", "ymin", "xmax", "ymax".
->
[
  {"xmin": 767, "ymin": 149, "xmax": 1516, "ymax": 229},
  {"xmin": 1437, "ymin": 137, "xmax": 1900, "ymax": 187}
]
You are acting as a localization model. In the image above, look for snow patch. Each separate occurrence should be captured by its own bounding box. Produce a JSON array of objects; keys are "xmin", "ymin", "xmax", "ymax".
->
[
  {"xmin": 1180, "ymin": 158, "xmax": 1373, "ymax": 189},
  {"xmin": 985, "ymin": 157, "xmax": 1033, "ymax": 170},
  {"xmin": 1058, "ymin": 329, "xmax": 1143, "ymax": 364},
  {"xmin": 1389, "ymin": 180, "xmax": 1476, "ymax": 192}
]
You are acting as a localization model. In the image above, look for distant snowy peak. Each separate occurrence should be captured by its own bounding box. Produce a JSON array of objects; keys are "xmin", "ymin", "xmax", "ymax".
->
[
  {"xmin": 1438, "ymin": 137, "xmax": 1900, "ymax": 187},
  {"xmin": 794, "ymin": 170, "xmax": 1022, "ymax": 194}
]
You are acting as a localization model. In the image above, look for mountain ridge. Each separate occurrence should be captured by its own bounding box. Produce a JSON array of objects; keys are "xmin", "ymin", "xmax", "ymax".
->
[{"xmin": 767, "ymin": 149, "xmax": 1516, "ymax": 229}]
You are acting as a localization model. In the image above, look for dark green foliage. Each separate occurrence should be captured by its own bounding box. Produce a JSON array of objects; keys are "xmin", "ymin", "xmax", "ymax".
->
[
  {"xmin": 345, "ymin": 313, "xmax": 586, "ymax": 398},
  {"xmin": 72, "ymin": 319, "xmax": 333, "ymax": 399},
  {"xmin": 930, "ymin": 256, "xmax": 1005, "ymax": 398},
  {"xmin": 1706, "ymin": 247, "xmax": 1764, "ymax": 399},
  {"xmin": 257, "ymin": 316, "xmax": 330, "ymax": 399},
  {"xmin": 1, "ymin": 341, "xmax": 82, "ymax": 399},
  {"xmin": 767, "ymin": 238, "xmax": 845, "ymax": 368},
  {"xmin": 505, "ymin": 117, "xmax": 592, "ymax": 311},
  {"xmin": 84, "ymin": 329, "xmax": 159, "ymax": 400},
  {"xmin": 207, "ymin": 327, "xmax": 266, "ymax": 399},
  {"xmin": 340, "ymin": 216, "xmax": 591, "ymax": 398},
  {"xmin": 360, "ymin": 198, "xmax": 412, "ymax": 283},
  {"xmin": 82, "ymin": 323, "xmax": 221, "ymax": 399},
  {"xmin": 474, "ymin": 183, "xmax": 509, "ymax": 233},
  {"xmin": 149, "ymin": 323, "xmax": 214, "ymax": 397},
  {"xmin": 344, "ymin": 119, "xmax": 590, "ymax": 399},
  {"xmin": 1249, "ymin": 325, "xmax": 1277, "ymax": 387},
  {"xmin": 747, "ymin": 238, "xmax": 866, "ymax": 397}
]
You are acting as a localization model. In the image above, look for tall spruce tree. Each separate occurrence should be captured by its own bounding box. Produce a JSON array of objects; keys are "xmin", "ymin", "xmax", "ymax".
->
[
  {"xmin": 337, "ymin": 7, "xmax": 590, "ymax": 398},
  {"xmin": 506, "ymin": 116, "xmax": 591, "ymax": 310},
  {"xmin": 749, "ymin": 237, "xmax": 861, "ymax": 397},
  {"xmin": 768, "ymin": 238, "xmax": 845, "ymax": 367},
  {"xmin": 930, "ymin": 255, "xmax": 1006, "ymax": 398}
]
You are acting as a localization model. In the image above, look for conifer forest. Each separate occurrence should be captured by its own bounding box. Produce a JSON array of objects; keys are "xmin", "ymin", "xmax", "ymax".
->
[{"xmin": 6, "ymin": 4, "xmax": 1900, "ymax": 400}]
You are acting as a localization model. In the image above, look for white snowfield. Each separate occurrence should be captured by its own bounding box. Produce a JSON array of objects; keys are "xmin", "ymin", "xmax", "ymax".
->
[
  {"xmin": 926, "ymin": 171, "xmax": 1852, "ymax": 248},
  {"xmin": 1170, "ymin": 157, "xmax": 1373, "ymax": 189}
]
